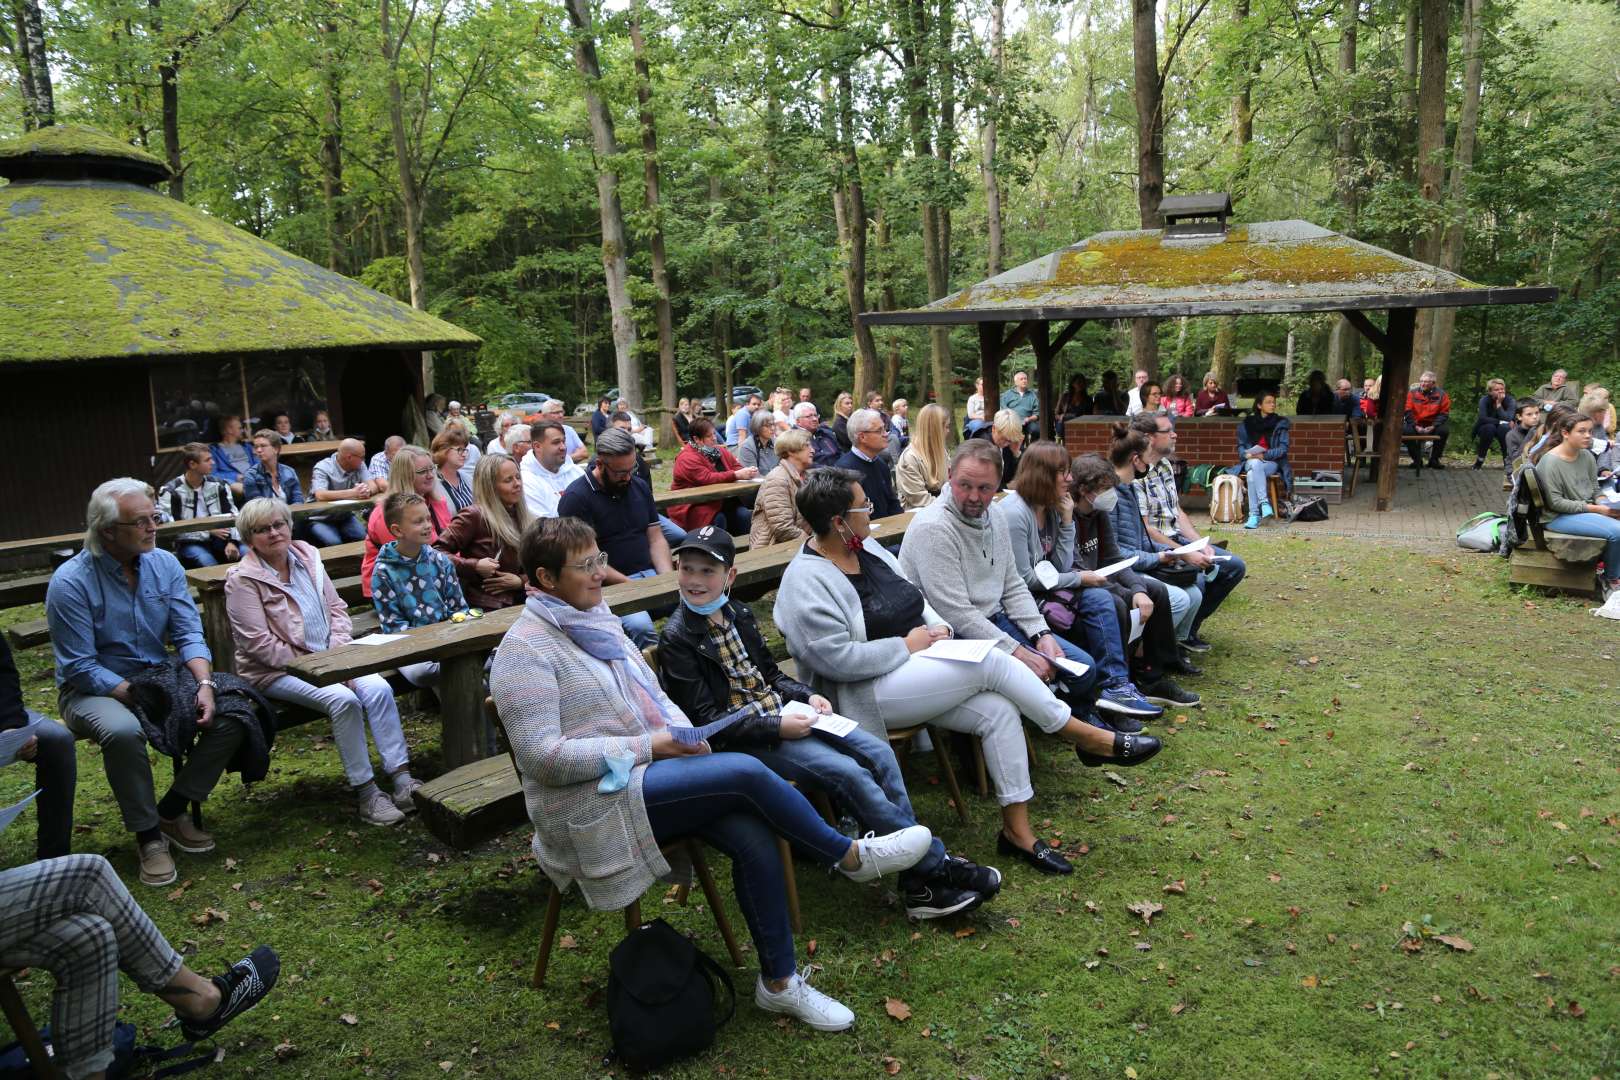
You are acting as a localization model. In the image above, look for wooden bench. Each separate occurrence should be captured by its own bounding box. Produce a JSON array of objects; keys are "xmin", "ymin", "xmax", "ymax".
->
[
  {"xmin": 0, "ymin": 968, "xmax": 56, "ymax": 1079},
  {"xmin": 1509, "ymin": 467, "xmax": 1604, "ymax": 597}
]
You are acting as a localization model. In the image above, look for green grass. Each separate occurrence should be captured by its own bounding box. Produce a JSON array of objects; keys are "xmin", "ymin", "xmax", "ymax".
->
[{"xmin": 3, "ymin": 534, "xmax": 1618, "ymax": 1079}]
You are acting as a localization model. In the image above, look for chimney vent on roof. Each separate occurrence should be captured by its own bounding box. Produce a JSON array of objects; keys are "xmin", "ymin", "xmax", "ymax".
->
[{"xmin": 1159, "ymin": 193, "xmax": 1232, "ymax": 239}]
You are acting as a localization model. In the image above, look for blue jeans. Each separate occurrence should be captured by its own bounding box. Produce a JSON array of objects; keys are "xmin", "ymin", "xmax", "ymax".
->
[
  {"xmin": 307, "ymin": 513, "xmax": 367, "ymax": 547},
  {"xmin": 1060, "ymin": 588, "xmax": 1132, "ymax": 687},
  {"xmin": 174, "ymin": 537, "xmax": 232, "ymax": 569},
  {"xmin": 1545, "ymin": 512, "xmax": 1620, "ymax": 581},
  {"xmin": 620, "ymin": 568, "xmax": 660, "ymax": 647},
  {"xmin": 989, "ymin": 611, "xmax": 1101, "ymax": 707},
  {"xmin": 1191, "ymin": 546, "xmax": 1246, "ymax": 634},
  {"xmin": 658, "ymin": 516, "xmax": 686, "ymax": 547},
  {"xmin": 747, "ymin": 727, "xmax": 945, "ymax": 881},
  {"xmin": 713, "ymin": 507, "xmax": 752, "ymax": 536},
  {"xmin": 1242, "ymin": 458, "xmax": 1279, "ymax": 511},
  {"xmin": 643, "ymin": 753, "xmax": 853, "ymax": 979}
]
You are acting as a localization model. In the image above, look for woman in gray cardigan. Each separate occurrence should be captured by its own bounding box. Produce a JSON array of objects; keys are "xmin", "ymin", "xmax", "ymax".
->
[
  {"xmin": 736, "ymin": 410, "xmax": 780, "ymax": 475},
  {"xmin": 490, "ymin": 517, "xmax": 932, "ymax": 1032},
  {"xmin": 776, "ymin": 469, "xmax": 1160, "ymax": 877}
]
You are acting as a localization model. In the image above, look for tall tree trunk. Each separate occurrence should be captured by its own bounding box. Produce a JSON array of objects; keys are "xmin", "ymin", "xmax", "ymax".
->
[
  {"xmin": 1131, "ymin": 0, "xmax": 1163, "ymax": 378},
  {"xmin": 827, "ymin": 0, "xmax": 880, "ymax": 403},
  {"xmin": 380, "ymin": 0, "xmax": 430, "ymax": 390},
  {"xmin": 707, "ymin": 136, "xmax": 731, "ymax": 413},
  {"xmin": 319, "ymin": 18, "xmax": 346, "ymax": 273},
  {"xmin": 565, "ymin": 0, "xmax": 640, "ymax": 411},
  {"xmin": 980, "ymin": 0, "xmax": 1004, "ymax": 278},
  {"xmin": 1211, "ymin": 319, "xmax": 1236, "ymax": 391},
  {"xmin": 901, "ymin": 0, "xmax": 952, "ymax": 411},
  {"xmin": 1329, "ymin": 0, "xmax": 1360, "ymax": 382},
  {"xmin": 146, "ymin": 0, "xmax": 183, "ymax": 200},
  {"xmin": 629, "ymin": 4, "xmax": 675, "ymax": 438},
  {"xmin": 875, "ymin": 171, "xmax": 903, "ymax": 401},
  {"xmin": 1427, "ymin": 0, "xmax": 1486, "ymax": 383},
  {"xmin": 15, "ymin": 0, "xmax": 52, "ymax": 128},
  {"xmin": 1211, "ymin": 0, "xmax": 1258, "ymax": 390},
  {"xmin": 1392, "ymin": 0, "xmax": 1420, "ymax": 255},
  {"xmin": 1410, "ymin": 0, "xmax": 1450, "ymax": 370}
]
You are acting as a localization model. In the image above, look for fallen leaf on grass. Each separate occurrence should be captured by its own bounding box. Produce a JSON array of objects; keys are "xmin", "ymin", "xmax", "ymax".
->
[
  {"xmin": 1550, "ymin": 821, "xmax": 1569, "ymax": 832},
  {"xmin": 953, "ymin": 927, "xmax": 975, "ymax": 939},
  {"xmin": 885, "ymin": 998, "xmax": 912, "ymax": 1021},
  {"xmin": 1127, "ymin": 901, "xmax": 1164, "ymax": 925},
  {"xmin": 1084, "ymin": 960, "xmax": 1100, "ymax": 970},
  {"xmin": 1134, "ymin": 941, "xmax": 1152, "ymax": 952},
  {"xmin": 1170, "ymin": 1002, "xmax": 1186, "ymax": 1015},
  {"xmin": 190, "ymin": 907, "xmax": 228, "ymax": 927},
  {"xmin": 807, "ymin": 938, "xmax": 817, "ymax": 956},
  {"xmin": 1104, "ymin": 771, "xmax": 1129, "ymax": 788},
  {"xmin": 1162, "ymin": 880, "xmax": 1186, "ymax": 895},
  {"xmin": 273, "ymin": 1041, "xmax": 298, "ymax": 1061},
  {"xmin": 1301, "ymin": 974, "xmax": 1319, "ymax": 989},
  {"xmin": 1435, "ymin": 935, "xmax": 1474, "ymax": 953},
  {"xmin": 557, "ymin": 934, "xmax": 578, "ymax": 950},
  {"xmin": 339, "ymin": 1014, "xmax": 359, "ymax": 1026},
  {"xmin": 544, "ymin": 1021, "xmax": 560, "ymax": 1031},
  {"xmin": 881, "ymin": 1055, "xmax": 902, "ymax": 1075},
  {"xmin": 1125, "ymin": 1067, "xmax": 1139, "ymax": 1079},
  {"xmin": 364, "ymin": 878, "xmax": 385, "ymax": 894}
]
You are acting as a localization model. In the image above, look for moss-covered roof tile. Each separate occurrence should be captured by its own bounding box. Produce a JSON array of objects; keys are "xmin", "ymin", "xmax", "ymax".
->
[
  {"xmin": 0, "ymin": 124, "xmax": 169, "ymax": 175},
  {"xmin": 0, "ymin": 178, "xmax": 480, "ymax": 363}
]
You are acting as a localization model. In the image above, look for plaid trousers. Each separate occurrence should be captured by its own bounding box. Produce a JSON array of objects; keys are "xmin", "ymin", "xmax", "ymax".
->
[{"xmin": 0, "ymin": 855, "xmax": 183, "ymax": 1079}]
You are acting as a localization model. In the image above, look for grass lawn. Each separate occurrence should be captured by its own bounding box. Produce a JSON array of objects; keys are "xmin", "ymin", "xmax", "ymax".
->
[{"xmin": 3, "ymin": 532, "xmax": 1617, "ymax": 1080}]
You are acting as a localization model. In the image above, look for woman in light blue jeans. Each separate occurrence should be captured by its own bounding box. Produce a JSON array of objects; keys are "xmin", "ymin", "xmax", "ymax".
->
[
  {"xmin": 1537, "ymin": 413, "xmax": 1620, "ymax": 590},
  {"xmin": 1231, "ymin": 391, "xmax": 1291, "ymax": 529}
]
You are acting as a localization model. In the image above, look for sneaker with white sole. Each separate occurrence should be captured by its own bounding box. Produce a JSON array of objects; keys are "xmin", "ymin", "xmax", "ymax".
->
[
  {"xmin": 1097, "ymin": 683, "xmax": 1163, "ymax": 719},
  {"xmin": 754, "ymin": 971, "xmax": 855, "ymax": 1031},
  {"xmin": 358, "ymin": 788, "xmax": 406, "ymax": 826},
  {"xmin": 159, "ymin": 813, "xmax": 215, "ymax": 854},
  {"xmin": 138, "ymin": 837, "xmax": 177, "ymax": 887},
  {"xmin": 1592, "ymin": 588, "xmax": 1620, "ymax": 621},
  {"xmin": 179, "ymin": 946, "xmax": 280, "ymax": 1041},
  {"xmin": 838, "ymin": 825, "xmax": 931, "ymax": 883},
  {"xmin": 391, "ymin": 777, "xmax": 424, "ymax": 812}
]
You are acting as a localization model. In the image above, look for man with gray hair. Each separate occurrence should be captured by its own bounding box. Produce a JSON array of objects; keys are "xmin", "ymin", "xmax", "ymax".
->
[
  {"xmin": 501, "ymin": 422, "xmax": 532, "ymax": 464},
  {"xmin": 1402, "ymin": 369, "xmax": 1451, "ymax": 471},
  {"xmin": 834, "ymin": 408, "xmax": 902, "ymax": 518},
  {"xmin": 1532, "ymin": 367, "xmax": 1581, "ymax": 410},
  {"xmin": 307, "ymin": 437, "xmax": 378, "ymax": 546},
  {"xmin": 793, "ymin": 400, "xmax": 842, "ymax": 469},
  {"xmin": 539, "ymin": 398, "xmax": 590, "ymax": 463},
  {"xmin": 367, "ymin": 435, "xmax": 406, "ymax": 483},
  {"xmin": 46, "ymin": 479, "xmax": 248, "ymax": 886}
]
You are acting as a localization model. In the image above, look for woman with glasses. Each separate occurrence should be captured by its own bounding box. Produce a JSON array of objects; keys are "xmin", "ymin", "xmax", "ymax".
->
[
  {"xmin": 224, "ymin": 498, "xmax": 419, "ymax": 827},
  {"xmin": 736, "ymin": 410, "xmax": 780, "ymax": 475},
  {"xmin": 431, "ymin": 429, "xmax": 474, "ymax": 514},
  {"xmin": 361, "ymin": 444, "xmax": 447, "ymax": 599},
  {"xmin": 242, "ymin": 429, "xmax": 303, "ymax": 507},
  {"xmin": 490, "ymin": 516, "xmax": 933, "ymax": 1033}
]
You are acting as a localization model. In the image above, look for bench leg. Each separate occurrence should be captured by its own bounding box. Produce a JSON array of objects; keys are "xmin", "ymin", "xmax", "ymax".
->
[
  {"xmin": 0, "ymin": 974, "xmax": 58, "ymax": 1080},
  {"xmin": 198, "ymin": 586, "xmax": 236, "ymax": 676},
  {"xmin": 439, "ymin": 653, "xmax": 495, "ymax": 769},
  {"xmin": 531, "ymin": 885, "xmax": 564, "ymax": 988},
  {"xmin": 777, "ymin": 836, "xmax": 802, "ymax": 935},
  {"xmin": 688, "ymin": 844, "xmax": 746, "ymax": 968}
]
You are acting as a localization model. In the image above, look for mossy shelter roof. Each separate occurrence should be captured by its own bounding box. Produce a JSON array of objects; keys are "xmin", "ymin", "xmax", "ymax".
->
[
  {"xmin": 0, "ymin": 125, "xmax": 480, "ymax": 364},
  {"xmin": 862, "ymin": 219, "xmax": 1556, "ymax": 326}
]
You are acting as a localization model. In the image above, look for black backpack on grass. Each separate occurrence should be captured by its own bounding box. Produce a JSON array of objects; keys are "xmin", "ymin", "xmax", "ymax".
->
[{"xmin": 606, "ymin": 918, "xmax": 735, "ymax": 1071}]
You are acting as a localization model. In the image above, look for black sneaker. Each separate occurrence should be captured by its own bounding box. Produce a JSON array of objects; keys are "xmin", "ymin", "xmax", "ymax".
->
[
  {"xmin": 1167, "ymin": 651, "xmax": 1203, "ymax": 677},
  {"xmin": 180, "ymin": 946, "xmax": 280, "ymax": 1041},
  {"xmin": 939, "ymin": 854, "xmax": 1003, "ymax": 899},
  {"xmin": 903, "ymin": 879, "xmax": 984, "ymax": 920},
  {"xmin": 1140, "ymin": 676, "xmax": 1201, "ymax": 708},
  {"xmin": 1182, "ymin": 633, "xmax": 1212, "ymax": 654}
]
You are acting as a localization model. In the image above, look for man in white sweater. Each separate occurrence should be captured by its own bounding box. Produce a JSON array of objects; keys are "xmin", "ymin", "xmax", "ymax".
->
[{"xmin": 898, "ymin": 441, "xmax": 1096, "ymax": 703}]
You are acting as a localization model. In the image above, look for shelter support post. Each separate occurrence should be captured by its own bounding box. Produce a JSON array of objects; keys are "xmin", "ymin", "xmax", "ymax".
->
[
  {"xmin": 1031, "ymin": 322, "xmax": 1054, "ymax": 441},
  {"xmin": 1371, "ymin": 309, "xmax": 1416, "ymax": 511},
  {"xmin": 977, "ymin": 323, "xmax": 1002, "ymax": 431}
]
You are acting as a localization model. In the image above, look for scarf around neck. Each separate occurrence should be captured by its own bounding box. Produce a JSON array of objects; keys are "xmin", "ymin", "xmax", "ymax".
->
[
  {"xmin": 526, "ymin": 593, "xmax": 675, "ymax": 731},
  {"xmin": 1243, "ymin": 411, "xmax": 1283, "ymax": 445}
]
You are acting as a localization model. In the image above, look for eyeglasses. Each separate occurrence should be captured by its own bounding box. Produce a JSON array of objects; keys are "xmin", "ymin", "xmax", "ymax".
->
[
  {"xmin": 567, "ymin": 551, "xmax": 611, "ymax": 573},
  {"xmin": 251, "ymin": 519, "xmax": 291, "ymax": 536},
  {"xmin": 413, "ymin": 466, "xmax": 435, "ymax": 477},
  {"xmin": 116, "ymin": 515, "xmax": 162, "ymax": 530},
  {"xmin": 845, "ymin": 502, "xmax": 876, "ymax": 517}
]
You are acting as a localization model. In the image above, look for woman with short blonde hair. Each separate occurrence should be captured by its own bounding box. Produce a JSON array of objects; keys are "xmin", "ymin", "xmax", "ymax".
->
[{"xmin": 896, "ymin": 403, "xmax": 949, "ymax": 510}]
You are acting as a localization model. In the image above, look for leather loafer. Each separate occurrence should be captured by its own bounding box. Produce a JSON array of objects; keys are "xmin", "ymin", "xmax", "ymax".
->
[
  {"xmin": 1076, "ymin": 731, "xmax": 1163, "ymax": 768},
  {"xmin": 996, "ymin": 832, "xmax": 1074, "ymax": 876}
]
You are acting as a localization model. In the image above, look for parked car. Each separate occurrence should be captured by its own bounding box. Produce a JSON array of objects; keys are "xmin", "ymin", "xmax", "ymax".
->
[
  {"xmin": 574, "ymin": 387, "xmax": 623, "ymax": 418},
  {"xmin": 699, "ymin": 385, "xmax": 765, "ymax": 416},
  {"xmin": 494, "ymin": 392, "xmax": 552, "ymax": 413}
]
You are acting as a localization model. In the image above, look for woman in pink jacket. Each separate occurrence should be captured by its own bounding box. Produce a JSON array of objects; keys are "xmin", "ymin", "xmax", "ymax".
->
[
  {"xmin": 225, "ymin": 497, "xmax": 418, "ymax": 827},
  {"xmin": 361, "ymin": 444, "xmax": 450, "ymax": 598}
]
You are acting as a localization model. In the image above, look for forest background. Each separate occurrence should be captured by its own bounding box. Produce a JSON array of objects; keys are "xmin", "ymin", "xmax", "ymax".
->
[{"xmin": 4, "ymin": 0, "xmax": 1617, "ymax": 421}]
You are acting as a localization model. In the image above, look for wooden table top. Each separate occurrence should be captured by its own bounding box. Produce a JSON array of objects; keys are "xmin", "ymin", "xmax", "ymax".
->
[
  {"xmin": 653, "ymin": 480, "xmax": 763, "ymax": 509},
  {"xmin": 284, "ymin": 510, "xmax": 917, "ymax": 687}
]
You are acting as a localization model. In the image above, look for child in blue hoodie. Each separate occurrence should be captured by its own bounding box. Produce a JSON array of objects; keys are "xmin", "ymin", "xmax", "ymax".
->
[{"xmin": 371, "ymin": 493, "xmax": 467, "ymax": 686}]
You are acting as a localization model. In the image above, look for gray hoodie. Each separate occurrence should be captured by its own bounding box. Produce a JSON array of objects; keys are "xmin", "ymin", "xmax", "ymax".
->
[{"xmin": 897, "ymin": 496, "xmax": 1047, "ymax": 652}]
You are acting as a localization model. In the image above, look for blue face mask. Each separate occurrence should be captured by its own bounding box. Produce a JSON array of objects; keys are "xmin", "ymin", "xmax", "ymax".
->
[{"xmin": 682, "ymin": 591, "xmax": 730, "ymax": 616}]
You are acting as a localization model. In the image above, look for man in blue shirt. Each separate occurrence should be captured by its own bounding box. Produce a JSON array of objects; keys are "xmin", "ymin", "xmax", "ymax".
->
[
  {"xmin": 834, "ymin": 409, "xmax": 902, "ymax": 519},
  {"xmin": 1000, "ymin": 370, "xmax": 1040, "ymax": 436},
  {"xmin": 792, "ymin": 401, "xmax": 842, "ymax": 469},
  {"xmin": 47, "ymin": 478, "xmax": 247, "ymax": 888},
  {"xmin": 556, "ymin": 428, "xmax": 673, "ymax": 647}
]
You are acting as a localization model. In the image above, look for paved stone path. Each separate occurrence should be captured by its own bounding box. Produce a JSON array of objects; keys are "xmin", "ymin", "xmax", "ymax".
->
[{"xmin": 1222, "ymin": 463, "xmax": 1508, "ymax": 546}]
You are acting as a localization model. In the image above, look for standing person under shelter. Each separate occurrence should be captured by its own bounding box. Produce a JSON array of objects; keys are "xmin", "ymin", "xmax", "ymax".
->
[{"xmin": 46, "ymin": 479, "xmax": 247, "ymax": 887}]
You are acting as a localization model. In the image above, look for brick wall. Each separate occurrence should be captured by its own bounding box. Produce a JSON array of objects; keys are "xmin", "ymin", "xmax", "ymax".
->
[{"xmin": 1062, "ymin": 416, "xmax": 1345, "ymax": 475}]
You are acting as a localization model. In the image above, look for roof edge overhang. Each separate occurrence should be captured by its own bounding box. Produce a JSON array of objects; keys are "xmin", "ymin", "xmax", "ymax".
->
[
  {"xmin": 0, "ymin": 338, "xmax": 479, "ymax": 367},
  {"xmin": 860, "ymin": 285, "xmax": 1560, "ymax": 327}
]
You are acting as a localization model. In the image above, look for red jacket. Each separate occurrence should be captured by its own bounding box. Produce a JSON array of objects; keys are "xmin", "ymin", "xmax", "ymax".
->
[
  {"xmin": 1404, "ymin": 386, "xmax": 1450, "ymax": 427},
  {"xmin": 670, "ymin": 443, "xmax": 743, "ymax": 529}
]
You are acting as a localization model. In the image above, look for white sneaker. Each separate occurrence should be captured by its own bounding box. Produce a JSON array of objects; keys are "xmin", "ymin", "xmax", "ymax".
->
[
  {"xmin": 1592, "ymin": 588, "xmax": 1620, "ymax": 620},
  {"xmin": 754, "ymin": 971, "xmax": 855, "ymax": 1031},
  {"xmin": 358, "ymin": 788, "xmax": 406, "ymax": 826},
  {"xmin": 391, "ymin": 777, "xmax": 424, "ymax": 812},
  {"xmin": 838, "ymin": 825, "xmax": 932, "ymax": 883}
]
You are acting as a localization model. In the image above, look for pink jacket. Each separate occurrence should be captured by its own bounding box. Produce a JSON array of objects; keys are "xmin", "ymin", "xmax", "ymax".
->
[{"xmin": 224, "ymin": 540, "xmax": 352, "ymax": 689}]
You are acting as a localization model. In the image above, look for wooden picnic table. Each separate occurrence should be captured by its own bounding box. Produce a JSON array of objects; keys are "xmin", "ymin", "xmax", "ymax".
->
[
  {"xmin": 0, "ymin": 498, "xmax": 374, "ymax": 563},
  {"xmin": 284, "ymin": 510, "xmax": 917, "ymax": 769},
  {"xmin": 652, "ymin": 480, "xmax": 761, "ymax": 510}
]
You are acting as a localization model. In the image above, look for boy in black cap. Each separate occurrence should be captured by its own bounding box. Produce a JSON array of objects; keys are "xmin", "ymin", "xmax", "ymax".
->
[{"xmin": 657, "ymin": 526, "xmax": 999, "ymax": 919}]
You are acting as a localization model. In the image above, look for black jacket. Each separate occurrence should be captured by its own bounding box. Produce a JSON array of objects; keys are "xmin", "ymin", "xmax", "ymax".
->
[{"xmin": 658, "ymin": 600, "xmax": 814, "ymax": 749}]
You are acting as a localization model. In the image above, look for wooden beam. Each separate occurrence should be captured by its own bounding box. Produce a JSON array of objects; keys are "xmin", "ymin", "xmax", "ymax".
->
[
  {"xmin": 1373, "ymin": 308, "xmax": 1417, "ymax": 511},
  {"xmin": 1341, "ymin": 309, "xmax": 1388, "ymax": 353},
  {"xmin": 1030, "ymin": 321, "xmax": 1055, "ymax": 442},
  {"xmin": 1050, "ymin": 318, "xmax": 1087, "ymax": 355},
  {"xmin": 977, "ymin": 323, "xmax": 1002, "ymax": 430},
  {"xmin": 994, "ymin": 320, "xmax": 1034, "ymax": 363}
]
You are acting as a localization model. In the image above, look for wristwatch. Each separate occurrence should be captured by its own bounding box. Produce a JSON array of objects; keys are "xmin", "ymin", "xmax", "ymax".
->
[
  {"xmin": 1030, "ymin": 629, "xmax": 1052, "ymax": 644},
  {"xmin": 196, "ymin": 679, "xmax": 216, "ymax": 691}
]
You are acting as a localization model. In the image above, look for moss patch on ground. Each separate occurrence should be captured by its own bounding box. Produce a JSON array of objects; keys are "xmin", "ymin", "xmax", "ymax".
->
[{"xmin": 2, "ymin": 534, "xmax": 1617, "ymax": 1079}]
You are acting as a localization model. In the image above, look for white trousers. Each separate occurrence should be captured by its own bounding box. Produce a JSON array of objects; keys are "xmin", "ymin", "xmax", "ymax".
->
[
  {"xmin": 266, "ymin": 673, "xmax": 409, "ymax": 788},
  {"xmin": 869, "ymin": 648, "xmax": 1070, "ymax": 806},
  {"xmin": 399, "ymin": 661, "xmax": 441, "ymax": 688}
]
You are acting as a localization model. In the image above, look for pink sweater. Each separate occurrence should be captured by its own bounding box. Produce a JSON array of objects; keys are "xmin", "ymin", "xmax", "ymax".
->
[{"xmin": 224, "ymin": 541, "xmax": 352, "ymax": 689}]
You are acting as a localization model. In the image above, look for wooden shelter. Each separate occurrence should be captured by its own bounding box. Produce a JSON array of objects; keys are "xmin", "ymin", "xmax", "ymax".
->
[
  {"xmin": 0, "ymin": 125, "xmax": 480, "ymax": 540},
  {"xmin": 862, "ymin": 206, "xmax": 1556, "ymax": 510}
]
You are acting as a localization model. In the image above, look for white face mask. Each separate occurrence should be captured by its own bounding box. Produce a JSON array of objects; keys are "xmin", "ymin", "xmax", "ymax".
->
[{"xmin": 1091, "ymin": 488, "xmax": 1119, "ymax": 513}]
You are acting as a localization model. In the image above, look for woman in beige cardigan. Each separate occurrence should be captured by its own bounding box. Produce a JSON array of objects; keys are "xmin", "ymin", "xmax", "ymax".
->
[
  {"xmin": 896, "ymin": 403, "xmax": 949, "ymax": 510},
  {"xmin": 749, "ymin": 428, "xmax": 813, "ymax": 548},
  {"xmin": 489, "ymin": 516, "xmax": 932, "ymax": 1031}
]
